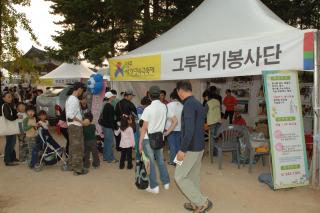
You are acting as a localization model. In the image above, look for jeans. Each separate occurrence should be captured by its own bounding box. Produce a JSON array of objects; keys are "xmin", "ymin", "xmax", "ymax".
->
[
  {"xmin": 143, "ymin": 139, "xmax": 170, "ymax": 189},
  {"xmin": 103, "ymin": 128, "xmax": 116, "ymax": 162},
  {"xmin": 30, "ymin": 138, "xmax": 42, "ymax": 168},
  {"xmin": 167, "ymin": 131, "xmax": 181, "ymax": 164},
  {"xmin": 210, "ymin": 123, "xmax": 221, "ymax": 156},
  {"xmin": 4, "ymin": 135, "xmax": 17, "ymax": 164}
]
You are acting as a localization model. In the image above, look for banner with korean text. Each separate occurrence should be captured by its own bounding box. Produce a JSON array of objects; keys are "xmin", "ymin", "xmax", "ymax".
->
[
  {"xmin": 263, "ymin": 70, "xmax": 309, "ymax": 189},
  {"xmin": 110, "ymin": 31, "xmax": 315, "ymax": 81}
]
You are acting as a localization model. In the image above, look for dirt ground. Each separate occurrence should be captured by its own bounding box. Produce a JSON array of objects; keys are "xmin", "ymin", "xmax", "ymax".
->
[{"xmin": 0, "ymin": 132, "xmax": 320, "ymax": 213}]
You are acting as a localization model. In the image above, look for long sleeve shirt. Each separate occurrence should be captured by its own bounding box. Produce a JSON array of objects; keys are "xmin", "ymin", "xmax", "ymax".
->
[
  {"xmin": 23, "ymin": 117, "xmax": 37, "ymax": 138},
  {"xmin": 180, "ymin": 96, "xmax": 205, "ymax": 153},
  {"xmin": 115, "ymin": 99, "xmax": 137, "ymax": 121},
  {"xmin": 1, "ymin": 103, "xmax": 17, "ymax": 121},
  {"xmin": 114, "ymin": 127, "xmax": 135, "ymax": 148},
  {"xmin": 100, "ymin": 102, "xmax": 115, "ymax": 129}
]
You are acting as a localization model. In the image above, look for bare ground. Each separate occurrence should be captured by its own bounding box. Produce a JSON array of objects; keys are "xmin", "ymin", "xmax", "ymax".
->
[{"xmin": 0, "ymin": 133, "xmax": 320, "ymax": 213}]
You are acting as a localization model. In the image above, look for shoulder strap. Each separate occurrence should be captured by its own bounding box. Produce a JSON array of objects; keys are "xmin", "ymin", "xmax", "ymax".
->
[
  {"xmin": 163, "ymin": 104, "xmax": 168, "ymax": 133},
  {"xmin": 1, "ymin": 103, "xmax": 13, "ymax": 117}
]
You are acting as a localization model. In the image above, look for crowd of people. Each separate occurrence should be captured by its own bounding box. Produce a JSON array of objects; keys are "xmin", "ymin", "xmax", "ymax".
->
[{"xmin": 1, "ymin": 80, "xmax": 247, "ymax": 213}]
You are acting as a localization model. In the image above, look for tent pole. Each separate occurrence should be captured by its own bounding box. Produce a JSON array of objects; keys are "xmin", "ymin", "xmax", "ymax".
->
[{"xmin": 312, "ymin": 30, "xmax": 320, "ymax": 188}]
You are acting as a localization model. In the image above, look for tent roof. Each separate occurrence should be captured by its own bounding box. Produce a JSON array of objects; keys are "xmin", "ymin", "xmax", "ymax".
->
[
  {"xmin": 126, "ymin": 0, "xmax": 300, "ymax": 56},
  {"xmin": 40, "ymin": 62, "xmax": 95, "ymax": 79}
]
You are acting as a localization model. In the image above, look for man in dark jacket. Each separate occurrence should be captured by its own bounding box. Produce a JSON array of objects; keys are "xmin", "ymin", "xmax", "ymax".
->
[
  {"xmin": 174, "ymin": 81, "xmax": 213, "ymax": 213},
  {"xmin": 115, "ymin": 89, "xmax": 137, "ymax": 122}
]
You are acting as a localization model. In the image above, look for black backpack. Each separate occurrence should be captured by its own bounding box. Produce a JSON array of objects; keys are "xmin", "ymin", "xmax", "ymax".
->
[{"xmin": 135, "ymin": 160, "xmax": 149, "ymax": 190}]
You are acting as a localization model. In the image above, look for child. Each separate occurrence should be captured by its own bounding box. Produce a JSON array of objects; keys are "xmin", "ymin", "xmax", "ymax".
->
[
  {"xmin": 23, "ymin": 105, "xmax": 38, "ymax": 168},
  {"xmin": 83, "ymin": 112, "xmax": 100, "ymax": 169},
  {"xmin": 17, "ymin": 102, "xmax": 27, "ymax": 163},
  {"xmin": 38, "ymin": 110, "xmax": 49, "ymax": 130},
  {"xmin": 233, "ymin": 112, "xmax": 247, "ymax": 126},
  {"xmin": 114, "ymin": 115, "xmax": 135, "ymax": 169}
]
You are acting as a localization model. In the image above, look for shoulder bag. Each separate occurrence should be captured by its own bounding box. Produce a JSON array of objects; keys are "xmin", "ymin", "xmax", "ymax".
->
[
  {"xmin": 0, "ymin": 104, "xmax": 22, "ymax": 136},
  {"xmin": 148, "ymin": 104, "xmax": 168, "ymax": 150}
]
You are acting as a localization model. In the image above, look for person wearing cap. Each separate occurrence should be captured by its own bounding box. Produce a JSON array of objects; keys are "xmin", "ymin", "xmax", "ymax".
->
[
  {"xmin": 100, "ymin": 91, "xmax": 118, "ymax": 163},
  {"xmin": 65, "ymin": 82, "xmax": 88, "ymax": 176},
  {"xmin": 139, "ymin": 85, "xmax": 170, "ymax": 194},
  {"xmin": 115, "ymin": 89, "xmax": 137, "ymax": 122}
]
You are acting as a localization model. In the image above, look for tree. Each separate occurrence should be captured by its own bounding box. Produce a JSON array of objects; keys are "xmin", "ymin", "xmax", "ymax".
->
[
  {"xmin": 48, "ymin": 0, "xmax": 319, "ymax": 66},
  {"xmin": 0, "ymin": 0, "xmax": 39, "ymax": 93},
  {"xmin": 46, "ymin": 0, "xmax": 205, "ymax": 66},
  {"xmin": 262, "ymin": 0, "xmax": 320, "ymax": 29}
]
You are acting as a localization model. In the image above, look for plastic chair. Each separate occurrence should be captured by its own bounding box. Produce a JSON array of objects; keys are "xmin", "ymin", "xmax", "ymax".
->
[
  {"xmin": 214, "ymin": 125, "xmax": 242, "ymax": 170},
  {"xmin": 240, "ymin": 127, "xmax": 269, "ymax": 173}
]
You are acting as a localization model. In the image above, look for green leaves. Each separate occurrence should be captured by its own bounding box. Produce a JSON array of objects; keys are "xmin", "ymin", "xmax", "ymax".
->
[
  {"xmin": 0, "ymin": 0, "xmax": 39, "ymax": 65},
  {"xmin": 47, "ymin": 0, "xmax": 206, "ymax": 65},
  {"xmin": 47, "ymin": 0, "xmax": 319, "ymax": 66}
]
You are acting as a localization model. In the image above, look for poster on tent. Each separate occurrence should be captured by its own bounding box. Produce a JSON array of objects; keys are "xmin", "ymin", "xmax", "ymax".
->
[
  {"xmin": 263, "ymin": 70, "xmax": 309, "ymax": 189},
  {"xmin": 91, "ymin": 81, "xmax": 107, "ymax": 137}
]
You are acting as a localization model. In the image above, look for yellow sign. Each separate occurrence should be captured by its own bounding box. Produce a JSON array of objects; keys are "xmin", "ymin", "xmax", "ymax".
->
[
  {"xmin": 109, "ymin": 55, "xmax": 161, "ymax": 81},
  {"xmin": 36, "ymin": 79, "xmax": 53, "ymax": 86}
]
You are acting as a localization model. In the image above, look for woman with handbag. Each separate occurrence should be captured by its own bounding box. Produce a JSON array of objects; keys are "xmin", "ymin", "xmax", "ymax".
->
[{"xmin": 1, "ymin": 92, "xmax": 20, "ymax": 166}]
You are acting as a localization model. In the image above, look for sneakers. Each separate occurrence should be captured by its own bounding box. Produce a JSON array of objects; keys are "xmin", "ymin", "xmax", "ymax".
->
[
  {"xmin": 145, "ymin": 186, "xmax": 159, "ymax": 194},
  {"xmin": 146, "ymin": 184, "xmax": 170, "ymax": 194},
  {"xmin": 194, "ymin": 200, "xmax": 213, "ymax": 213},
  {"xmin": 164, "ymin": 183, "xmax": 170, "ymax": 190}
]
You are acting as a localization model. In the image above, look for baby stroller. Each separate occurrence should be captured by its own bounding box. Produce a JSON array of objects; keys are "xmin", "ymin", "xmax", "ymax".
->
[{"xmin": 33, "ymin": 127, "xmax": 68, "ymax": 172}]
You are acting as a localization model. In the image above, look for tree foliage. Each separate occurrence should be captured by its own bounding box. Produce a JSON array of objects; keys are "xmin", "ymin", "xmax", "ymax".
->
[
  {"xmin": 47, "ymin": 0, "xmax": 320, "ymax": 66},
  {"xmin": 0, "ymin": 0, "xmax": 39, "ymax": 65},
  {"xmin": 46, "ymin": 0, "xmax": 203, "ymax": 65},
  {"xmin": 262, "ymin": 0, "xmax": 320, "ymax": 29}
]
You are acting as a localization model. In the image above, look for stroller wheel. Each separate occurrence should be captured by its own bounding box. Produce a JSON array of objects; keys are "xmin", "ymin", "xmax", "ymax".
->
[
  {"xmin": 34, "ymin": 163, "xmax": 42, "ymax": 172},
  {"xmin": 61, "ymin": 163, "xmax": 71, "ymax": 172}
]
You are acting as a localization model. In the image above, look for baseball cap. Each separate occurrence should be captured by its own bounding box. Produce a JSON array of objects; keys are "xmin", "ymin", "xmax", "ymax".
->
[
  {"xmin": 124, "ymin": 89, "xmax": 135, "ymax": 96},
  {"xmin": 105, "ymin": 91, "xmax": 115, "ymax": 99},
  {"xmin": 149, "ymin": 86, "xmax": 160, "ymax": 95}
]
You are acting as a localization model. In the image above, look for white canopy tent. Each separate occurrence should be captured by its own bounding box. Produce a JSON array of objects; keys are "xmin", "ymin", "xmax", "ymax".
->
[
  {"xmin": 40, "ymin": 62, "xmax": 95, "ymax": 80},
  {"xmin": 109, "ymin": 0, "xmax": 317, "ymax": 81},
  {"xmin": 109, "ymin": 0, "xmax": 320, "ymax": 187}
]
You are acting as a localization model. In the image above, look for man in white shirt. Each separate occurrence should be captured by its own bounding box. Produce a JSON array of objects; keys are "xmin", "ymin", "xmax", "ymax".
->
[
  {"xmin": 139, "ymin": 86, "xmax": 170, "ymax": 194},
  {"xmin": 65, "ymin": 82, "xmax": 87, "ymax": 176}
]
